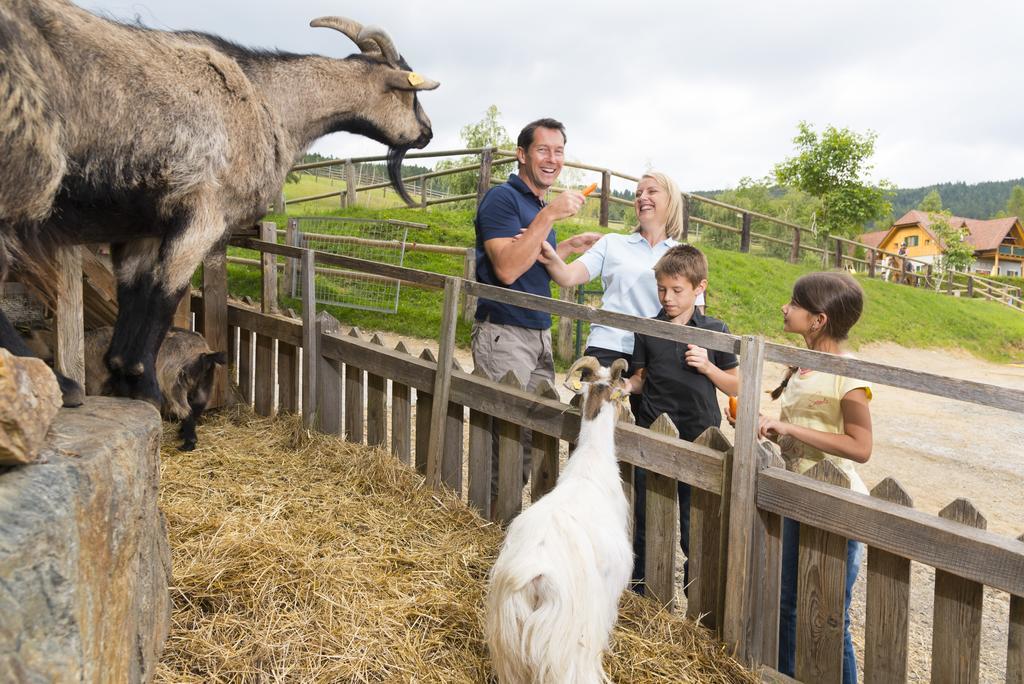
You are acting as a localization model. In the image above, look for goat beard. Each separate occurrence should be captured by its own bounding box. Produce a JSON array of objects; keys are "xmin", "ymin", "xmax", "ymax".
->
[{"xmin": 387, "ymin": 146, "xmax": 417, "ymax": 207}]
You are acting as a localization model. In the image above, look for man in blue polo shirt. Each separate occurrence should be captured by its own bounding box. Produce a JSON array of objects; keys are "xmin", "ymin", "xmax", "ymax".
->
[{"xmin": 473, "ymin": 117, "xmax": 600, "ymax": 512}]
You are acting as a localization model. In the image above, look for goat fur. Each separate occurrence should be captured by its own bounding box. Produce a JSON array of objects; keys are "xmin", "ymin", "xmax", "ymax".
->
[
  {"xmin": 0, "ymin": 0, "xmax": 437, "ymax": 406},
  {"xmin": 486, "ymin": 358, "xmax": 633, "ymax": 684}
]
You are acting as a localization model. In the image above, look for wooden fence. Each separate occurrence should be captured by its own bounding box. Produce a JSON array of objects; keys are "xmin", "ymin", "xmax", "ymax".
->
[
  {"xmin": 280, "ymin": 147, "xmax": 1024, "ymax": 313},
  {"xmin": 181, "ymin": 225, "xmax": 1024, "ymax": 681}
]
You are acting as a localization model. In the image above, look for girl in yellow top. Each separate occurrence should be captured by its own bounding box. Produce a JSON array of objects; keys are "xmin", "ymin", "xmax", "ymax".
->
[{"xmin": 759, "ymin": 271, "xmax": 872, "ymax": 684}]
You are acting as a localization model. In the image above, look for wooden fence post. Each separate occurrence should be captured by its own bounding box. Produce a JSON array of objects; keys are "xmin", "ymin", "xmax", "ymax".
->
[
  {"xmin": 865, "ymin": 477, "xmax": 913, "ymax": 683},
  {"xmin": 366, "ymin": 334, "xmax": 388, "ymax": 448},
  {"xmin": 681, "ymin": 194, "xmax": 691, "ymax": 242},
  {"xmin": 645, "ymin": 414, "xmax": 680, "ymax": 610},
  {"xmin": 414, "ymin": 348, "xmax": 435, "ymax": 476},
  {"xmin": 789, "ymin": 228, "xmax": 801, "ymax": 264},
  {"xmin": 468, "ymin": 367, "xmax": 493, "ymax": 517},
  {"xmin": 344, "ymin": 328, "xmax": 364, "ymax": 443},
  {"xmin": 722, "ymin": 335, "xmax": 771, "ymax": 665},
  {"xmin": 345, "ymin": 159, "xmax": 357, "ymax": 207},
  {"xmin": 462, "ymin": 247, "xmax": 477, "ymax": 321},
  {"xmin": 529, "ymin": 380, "xmax": 561, "ymax": 504},
  {"xmin": 300, "ymin": 249, "xmax": 317, "ymax": 429},
  {"xmin": 316, "ymin": 312, "xmax": 343, "ymax": 434},
  {"xmin": 556, "ymin": 285, "xmax": 575, "ymax": 362},
  {"xmin": 689, "ymin": 427, "xmax": 734, "ymax": 629},
  {"xmin": 425, "ymin": 277, "xmax": 461, "ymax": 490},
  {"xmin": 284, "ymin": 218, "xmax": 298, "ymax": 297},
  {"xmin": 173, "ymin": 287, "xmax": 192, "ymax": 329},
  {"xmin": 599, "ymin": 169, "xmax": 611, "ymax": 227},
  {"xmin": 202, "ymin": 242, "xmax": 229, "ymax": 408},
  {"xmin": 867, "ymin": 248, "xmax": 877, "ymax": 278},
  {"xmin": 495, "ymin": 370, "xmax": 524, "ymax": 524},
  {"xmin": 967, "ymin": 276, "xmax": 974, "ymax": 297},
  {"xmin": 442, "ymin": 359, "xmax": 465, "ymax": 497},
  {"xmin": 834, "ymin": 240, "xmax": 844, "ymax": 269},
  {"xmin": 54, "ymin": 246, "xmax": 85, "ymax": 390},
  {"xmin": 476, "ymin": 148, "xmax": 494, "ymax": 207},
  {"xmin": 740, "ymin": 212, "xmax": 752, "ymax": 253},
  {"xmin": 931, "ymin": 498, "xmax": 986, "ymax": 683},
  {"xmin": 390, "ymin": 341, "xmax": 412, "ymax": 465},
  {"xmin": 260, "ymin": 222, "xmax": 278, "ymax": 314},
  {"xmin": 796, "ymin": 461, "xmax": 851, "ymax": 684},
  {"xmin": 274, "ymin": 191, "xmax": 285, "ymax": 214},
  {"xmin": 1009, "ymin": 533, "xmax": 1024, "ymax": 684}
]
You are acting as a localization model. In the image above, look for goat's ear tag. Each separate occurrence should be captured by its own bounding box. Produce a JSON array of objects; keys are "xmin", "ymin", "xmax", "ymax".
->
[
  {"xmin": 571, "ymin": 378, "xmax": 582, "ymax": 391},
  {"xmin": 407, "ymin": 72, "xmax": 424, "ymax": 87}
]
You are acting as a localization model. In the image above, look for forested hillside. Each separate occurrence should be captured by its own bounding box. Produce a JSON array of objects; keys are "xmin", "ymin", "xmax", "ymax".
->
[{"xmin": 888, "ymin": 178, "xmax": 1024, "ymax": 219}]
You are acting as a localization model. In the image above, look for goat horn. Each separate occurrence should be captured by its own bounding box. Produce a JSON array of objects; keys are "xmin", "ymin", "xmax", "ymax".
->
[
  {"xmin": 310, "ymin": 17, "xmax": 380, "ymax": 56},
  {"xmin": 609, "ymin": 358, "xmax": 628, "ymax": 382},
  {"xmin": 356, "ymin": 25, "xmax": 401, "ymax": 66}
]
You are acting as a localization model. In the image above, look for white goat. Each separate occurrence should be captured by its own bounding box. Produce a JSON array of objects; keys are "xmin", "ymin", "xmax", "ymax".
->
[{"xmin": 486, "ymin": 357, "xmax": 633, "ymax": 684}]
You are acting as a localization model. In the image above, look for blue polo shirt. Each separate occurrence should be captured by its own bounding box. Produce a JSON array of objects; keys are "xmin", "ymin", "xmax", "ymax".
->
[{"xmin": 474, "ymin": 174, "xmax": 557, "ymax": 329}]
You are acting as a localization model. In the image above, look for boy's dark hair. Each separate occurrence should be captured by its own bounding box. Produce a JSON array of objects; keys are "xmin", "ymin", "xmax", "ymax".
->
[
  {"xmin": 770, "ymin": 271, "xmax": 865, "ymax": 399},
  {"xmin": 517, "ymin": 118, "xmax": 566, "ymax": 151},
  {"xmin": 653, "ymin": 244, "xmax": 708, "ymax": 287}
]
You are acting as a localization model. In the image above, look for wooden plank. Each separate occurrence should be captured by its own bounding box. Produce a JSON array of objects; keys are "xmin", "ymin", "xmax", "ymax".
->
[
  {"xmin": 442, "ymin": 359, "xmax": 465, "ymax": 497},
  {"xmin": 173, "ymin": 287, "xmax": 192, "ymax": 329},
  {"xmin": 689, "ymin": 427, "xmax": 733, "ymax": 629},
  {"xmin": 645, "ymin": 414, "xmax": 679, "ymax": 610},
  {"xmin": 238, "ymin": 328, "xmax": 253, "ymax": 407},
  {"xmin": 54, "ymin": 246, "xmax": 85, "ymax": 388},
  {"xmin": 756, "ymin": 446, "xmax": 784, "ymax": 668},
  {"xmin": 345, "ymin": 159, "xmax": 357, "ymax": 207},
  {"xmin": 461, "ymin": 247, "xmax": 477, "ymax": 321},
  {"xmin": 390, "ymin": 341, "xmax": 412, "ymax": 465},
  {"xmin": 366, "ymin": 334, "xmax": 388, "ymax": 448},
  {"xmin": 425, "ymin": 277, "xmax": 461, "ymax": 489},
  {"xmin": 283, "ymin": 218, "xmax": 298, "ymax": 296},
  {"xmin": 476, "ymin": 148, "xmax": 493, "ymax": 207},
  {"xmin": 277, "ymin": 339, "xmax": 298, "ymax": 414},
  {"xmin": 316, "ymin": 313, "xmax": 343, "ymax": 435},
  {"xmin": 529, "ymin": 380, "xmax": 561, "ymax": 503},
  {"xmin": 789, "ymin": 227, "xmax": 801, "ymax": 264},
  {"xmin": 740, "ymin": 212, "xmax": 752, "ymax": 252},
  {"xmin": 468, "ymin": 367, "xmax": 493, "ymax": 518},
  {"xmin": 1010, "ymin": 533, "xmax": 1024, "ymax": 684},
  {"xmin": 931, "ymin": 499, "xmax": 986, "ymax": 683},
  {"xmin": 495, "ymin": 371, "xmax": 524, "ymax": 525},
  {"xmin": 599, "ymin": 169, "xmax": 611, "ymax": 227},
  {"xmin": 253, "ymin": 331, "xmax": 275, "ymax": 416},
  {"xmin": 757, "ymin": 469, "xmax": 1024, "ymax": 597},
  {"xmin": 414, "ymin": 348, "xmax": 436, "ymax": 476},
  {"xmin": 260, "ymin": 221, "xmax": 278, "ymax": 314},
  {"xmin": 201, "ymin": 243, "xmax": 229, "ymax": 408},
  {"xmin": 344, "ymin": 328, "xmax": 365, "ymax": 443},
  {"xmin": 864, "ymin": 477, "xmax": 913, "ymax": 683},
  {"xmin": 795, "ymin": 461, "xmax": 851, "ymax": 684},
  {"xmin": 227, "ymin": 324, "xmax": 238, "ymax": 385},
  {"xmin": 722, "ymin": 335, "xmax": 770, "ymax": 664},
  {"xmin": 555, "ymin": 285, "xmax": 575, "ymax": 362},
  {"xmin": 300, "ymin": 250, "xmax": 317, "ymax": 429}
]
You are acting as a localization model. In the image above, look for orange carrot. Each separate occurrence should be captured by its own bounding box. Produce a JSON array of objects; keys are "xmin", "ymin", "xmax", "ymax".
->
[
  {"xmin": 728, "ymin": 395, "xmax": 738, "ymax": 420},
  {"xmin": 582, "ymin": 182, "xmax": 598, "ymax": 197}
]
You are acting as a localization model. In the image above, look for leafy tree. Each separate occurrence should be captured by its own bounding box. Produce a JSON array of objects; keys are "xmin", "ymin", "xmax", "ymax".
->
[
  {"xmin": 928, "ymin": 210, "xmax": 975, "ymax": 289},
  {"xmin": 1006, "ymin": 185, "xmax": 1024, "ymax": 219},
  {"xmin": 918, "ymin": 189, "xmax": 943, "ymax": 212},
  {"xmin": 434, "ymin": 105, "xmax": 514, "ymax": 203},
  {"xmin": 773, "ymin": 121, "xmax": 894, "ymax": 238}
]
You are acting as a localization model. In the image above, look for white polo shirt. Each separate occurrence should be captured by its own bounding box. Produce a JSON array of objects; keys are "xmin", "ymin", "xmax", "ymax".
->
[{"xmin": 575, "ymin": 232, "xmax": 705, "ymax": 355}]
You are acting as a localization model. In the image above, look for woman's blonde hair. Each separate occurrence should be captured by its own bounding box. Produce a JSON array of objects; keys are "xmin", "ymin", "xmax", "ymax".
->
[{"xmin": 634, "ymin": 171, "xmax": 684, "ymax": 240}]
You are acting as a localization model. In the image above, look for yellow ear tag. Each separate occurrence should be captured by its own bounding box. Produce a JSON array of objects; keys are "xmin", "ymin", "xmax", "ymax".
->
[
  {"xmin": 407, "ymin": 72, "xmax": 424, "ymax": 87},
  {"xmin": 571, "ymin": 379, "xmax": 582, "ymax": 391}
]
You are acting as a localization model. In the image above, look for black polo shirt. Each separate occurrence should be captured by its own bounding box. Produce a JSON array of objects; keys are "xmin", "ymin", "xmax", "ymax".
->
[
  {"xmin": 474, "ymin": 174, "xmax": 557, "ymax": 330},
  {"xmin": 632, "ymin": 309, "xmax": 739, "ymax": 441}
]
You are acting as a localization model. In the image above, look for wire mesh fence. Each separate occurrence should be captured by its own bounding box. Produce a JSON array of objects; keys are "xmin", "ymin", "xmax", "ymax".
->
[{"xmin": 287, "ymin": 217, "xmax": 425, "ymax": 314}]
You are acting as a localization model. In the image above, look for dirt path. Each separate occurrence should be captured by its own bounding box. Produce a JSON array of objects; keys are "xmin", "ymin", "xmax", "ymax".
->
[{"xmin": 365, "ymin": 330, "xmax": 1023, "ymax": 680}]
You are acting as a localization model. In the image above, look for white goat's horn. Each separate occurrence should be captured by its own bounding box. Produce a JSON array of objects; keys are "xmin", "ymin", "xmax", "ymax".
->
[
  {"xmin": 356, "ymin": 25, "xmax": 401, "ymax": 66},
  {"xmin": 566, "ymin": 356, "xmax": 601, "ymax": 379},
  {"xmin": 310, "ymin": 17, "xmax": 380, "ymax": 56},
  {"xmin": 609, "ymin": 358, "xmax": 628, "ymax": 382}
]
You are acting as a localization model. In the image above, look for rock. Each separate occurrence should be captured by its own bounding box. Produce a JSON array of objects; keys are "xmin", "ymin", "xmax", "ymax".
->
[
  {"xmin": 0, "ymin": 397, "xmax": 171, "ymax": 683},
  {"xmin": 0, "ymin": 348, "xmax": 63, "ymax": 465}
]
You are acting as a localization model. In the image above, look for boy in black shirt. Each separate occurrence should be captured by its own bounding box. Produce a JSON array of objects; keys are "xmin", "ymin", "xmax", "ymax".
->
[{"xmin": 622, "ymin": 244, "xmax": 739, "ymax": 595}]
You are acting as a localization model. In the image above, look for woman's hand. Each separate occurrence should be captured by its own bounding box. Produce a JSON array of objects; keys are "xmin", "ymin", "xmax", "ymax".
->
[{"xmin": 537, "ymin": 240, "xmax": 558, "ymax": 265}]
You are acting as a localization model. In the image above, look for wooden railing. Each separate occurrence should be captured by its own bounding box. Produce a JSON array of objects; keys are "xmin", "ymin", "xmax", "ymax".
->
[
  {"xmin": 278, "ymin": 147, "xmax": 1023, "ymax": 314},
  {"xmin": 186, "ymin": 227, "xmax": 1024, "ymax": 681}
]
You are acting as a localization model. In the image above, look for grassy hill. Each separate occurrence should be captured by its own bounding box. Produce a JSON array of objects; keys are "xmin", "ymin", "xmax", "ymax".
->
[{"xmin": 226, "ymin": 175, "xmax": 1024, "ymax": 363}]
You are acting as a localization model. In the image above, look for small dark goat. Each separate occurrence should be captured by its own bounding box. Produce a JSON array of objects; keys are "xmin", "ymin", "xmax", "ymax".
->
[
  {"xmin": 0, "ymin": 0, "xmax": 438, "ymax": 407},
  {"xmin": 85, "ymin": 326, "xmax": 225, "ymax": 451}
]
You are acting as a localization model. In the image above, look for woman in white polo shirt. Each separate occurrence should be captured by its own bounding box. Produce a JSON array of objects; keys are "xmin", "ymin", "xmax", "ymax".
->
[{"xmin": 539, "ymin": 171, "xmax": 704, "ymax": 371}]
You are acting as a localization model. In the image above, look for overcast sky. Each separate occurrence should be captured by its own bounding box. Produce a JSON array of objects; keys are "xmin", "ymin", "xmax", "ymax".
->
[{"xmin": 77, "ymin": 0, "xmax": 1024, "ymax": 193}]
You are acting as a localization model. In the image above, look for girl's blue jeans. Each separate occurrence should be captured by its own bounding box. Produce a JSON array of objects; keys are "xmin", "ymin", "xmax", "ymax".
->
[{"xmin": 778, "ymin": 518, "xmax": 862, "ymax": 684}]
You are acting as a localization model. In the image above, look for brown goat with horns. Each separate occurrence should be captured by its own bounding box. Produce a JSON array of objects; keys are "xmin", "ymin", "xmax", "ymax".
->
[{"xmin": 0, "ymin": 0, "xmax": 438, "ymax": 407}]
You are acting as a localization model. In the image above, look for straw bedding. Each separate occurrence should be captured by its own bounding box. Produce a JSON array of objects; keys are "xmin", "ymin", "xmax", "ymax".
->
[{"xmin": 154, "ymin": 408, "xmax": 757, "ymax": 683}]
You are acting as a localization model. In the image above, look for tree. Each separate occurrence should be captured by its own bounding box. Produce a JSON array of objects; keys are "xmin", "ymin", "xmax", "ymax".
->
[
  {"xmin": 434, "ymin": 105, "xmax": 514, "ymax": 202},
  {"xmin": 773, "ymin": 121, "xmax": 894, "ymax": 238},
  {"xmin": 918, "ymin": 189, "xmax": 943, "ymax": 212},
  {"xmin": 928, "ymin": 210, "xmax": 975, "ymax": 289},
  {"xmin": 1007, "ymin": 185, "xmax": 1024, "ymax": 219}
]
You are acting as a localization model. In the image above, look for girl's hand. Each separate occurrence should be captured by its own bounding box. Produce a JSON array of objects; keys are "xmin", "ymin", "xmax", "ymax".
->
[
  {"xmin": 758, "ymin": 415, "xmax": 788, "ymax": 441},
  {"xmin": 684, "ymin": 344, "xmax": 711, "ymax": 374}
]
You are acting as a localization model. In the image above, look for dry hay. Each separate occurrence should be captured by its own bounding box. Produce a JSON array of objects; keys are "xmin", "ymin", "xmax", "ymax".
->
[{"xmin": 155, "ymin": 408, "xmax": 757, "ymax": 683}]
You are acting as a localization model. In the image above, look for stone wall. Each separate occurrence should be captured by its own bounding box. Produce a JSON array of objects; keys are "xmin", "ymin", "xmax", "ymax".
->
[{"xmin": 0, "ymin": 397, "xmax": 171, "ymax": 683}]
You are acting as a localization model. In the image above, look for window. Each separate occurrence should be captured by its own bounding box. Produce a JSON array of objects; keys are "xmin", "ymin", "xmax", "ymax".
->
[{"xmin": 906, "ymin": 235, "xmax": 919, "ymax": 247}]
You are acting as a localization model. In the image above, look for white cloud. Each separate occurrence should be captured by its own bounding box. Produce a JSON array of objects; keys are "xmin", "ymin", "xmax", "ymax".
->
[{"xmin": 76, "ymin": 0, "xmax": 1024, "ymax": 190}]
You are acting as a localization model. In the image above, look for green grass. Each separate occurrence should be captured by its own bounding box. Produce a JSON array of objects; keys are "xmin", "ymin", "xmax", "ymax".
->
[{"xmin": 230, "ymin": 189, "xmax": 1024, "ymax": 364}]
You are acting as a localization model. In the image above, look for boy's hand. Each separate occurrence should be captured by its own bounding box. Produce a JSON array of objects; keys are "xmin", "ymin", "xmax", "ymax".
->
[{"xmin": 684, "ymin": 344, "xmax": 712, "ymax": 374}]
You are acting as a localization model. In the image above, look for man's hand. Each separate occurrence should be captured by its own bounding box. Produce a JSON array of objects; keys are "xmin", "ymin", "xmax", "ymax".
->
[{"xmin": 545, "ymin": 190, "xmax": 585, "ymax": 221}]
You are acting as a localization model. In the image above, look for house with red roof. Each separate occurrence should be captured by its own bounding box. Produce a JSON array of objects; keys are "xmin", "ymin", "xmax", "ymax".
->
[{"xmin": 860, "ymin": 210, "xmax": 1024, "ymax": 277}]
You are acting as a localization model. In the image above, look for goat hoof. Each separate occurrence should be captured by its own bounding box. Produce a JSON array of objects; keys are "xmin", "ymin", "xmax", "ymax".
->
[
  {"xmin": 57, "ymin": 375, "xmax": 85, "ymax": 408},
  {"xmin": 128, "ymin": 362, "xmax": 145, "ymax": 376},
  {"xmin": 108, "ymin": 355, "xmax": 124, "ymax": 370},
  {"xmin": 178, "ymin": 440, "xmax": 196, "ymax": 452}
]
